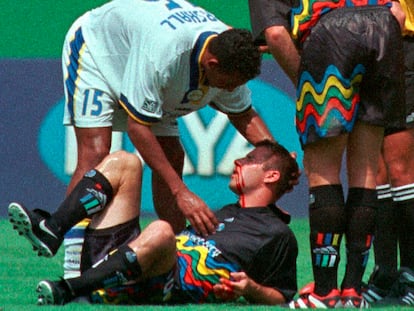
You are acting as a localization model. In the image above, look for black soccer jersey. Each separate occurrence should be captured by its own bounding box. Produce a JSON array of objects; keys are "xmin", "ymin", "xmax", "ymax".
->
[{"xmin": 207, "ymin": 203, "xmax": 298, "ymax": 301}]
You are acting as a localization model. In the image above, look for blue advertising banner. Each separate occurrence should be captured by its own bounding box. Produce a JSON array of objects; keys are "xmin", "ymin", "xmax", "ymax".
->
[{"xmin": 1, "ymin": 58, "xmax": 309, "ymax": 218}]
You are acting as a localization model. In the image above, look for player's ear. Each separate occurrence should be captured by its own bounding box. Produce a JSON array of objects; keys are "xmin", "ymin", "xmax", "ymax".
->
[
  {"xmin": 206, "ymin": 57, "xmax": 220, "ymax": 70},
  {"xmin": 264, "ymin": 170, "xmax": 280, "ymax": 184}
]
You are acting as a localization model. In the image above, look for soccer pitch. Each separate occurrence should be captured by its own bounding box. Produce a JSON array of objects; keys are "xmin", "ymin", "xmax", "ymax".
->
[{"xmin": 0, "ymin": 217, "xmax": 401, "ymax": 310}]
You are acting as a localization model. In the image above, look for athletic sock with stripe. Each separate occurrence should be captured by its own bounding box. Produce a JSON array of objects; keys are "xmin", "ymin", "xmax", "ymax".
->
[
  {"xmin": 309, "ymin": 184, "xmax": 346, "ymax": 296},
  {"xmin": 393, "ymin": 183, "xmax": 414, "ymax": 268},
  {"xmin": 65, "ymin": 245, "xmax": 142, "ymax": 296},
  {"xmin": 46, "ymin": 169, "xmax": 113, "ymax": 237}
]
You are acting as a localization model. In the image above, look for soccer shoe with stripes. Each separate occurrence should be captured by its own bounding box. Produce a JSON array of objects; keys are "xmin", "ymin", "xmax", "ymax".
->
[
  {"xmin": 36, "ymin": 279, "xmax": 74, "ymax": 305},
  {"xmin": 361, "ymin": 264, "xmax": 396, "ymax": 304},
  {"xmin": 361, "ymin": 281, "xmax": 388, "ymax": 304},
  {"xmin": 8, "ymin": 202, "xmax": 62, "ymax": 257},
  {"xmin": 341, "ymin": 288, "xmax": 369, "ymax": 308},
  {"xmin": 378, "ymin": 267, "xmax": 414, "ymax": 306},
  {"xmin": 288, "ymin": 287, "xmax": 343, "ymax": 309}
]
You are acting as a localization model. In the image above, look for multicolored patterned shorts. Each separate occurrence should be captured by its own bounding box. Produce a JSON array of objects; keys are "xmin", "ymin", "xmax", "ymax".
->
[{"xmin": 296, "ymin": 6, "xmax": 405, "ymax": 146}]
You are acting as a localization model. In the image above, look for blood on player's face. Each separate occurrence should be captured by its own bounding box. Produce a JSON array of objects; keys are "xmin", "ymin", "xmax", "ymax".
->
[{"xmin": 229, "ymin": 146, "xmax": 272, "ymax": 195}]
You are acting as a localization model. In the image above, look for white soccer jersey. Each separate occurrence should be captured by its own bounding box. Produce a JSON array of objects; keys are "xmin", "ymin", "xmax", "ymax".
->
[{"xmin": 64, "ymin": 0, "xmax": 252, "ymax": 132}]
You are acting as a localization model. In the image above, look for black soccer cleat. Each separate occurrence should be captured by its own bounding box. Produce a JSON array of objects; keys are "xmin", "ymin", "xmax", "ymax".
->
[
  {"xmin": 8, "ymin": 202, "xmax": 62, "ymax": 257},
  {"xmin": 361, "ymin": 281, "xmax": 388, "ymax": 304},
  {"xmin": 36, "ymin": 279, "xmax": 74, "ymax": 305},
  {"xmin": 371, "ymin": 267, "xmax": 414, "ymax": 306},
  {"xmin": 361, "ymin": 265, "xmax": 391, "ymax": 304}
]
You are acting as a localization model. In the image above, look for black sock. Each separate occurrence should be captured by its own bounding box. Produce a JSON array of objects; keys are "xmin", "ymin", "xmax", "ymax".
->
[
  {"xmin": 372, "ymin": 184, "xmax": 398, "ymax": 289},
  {"xmin": 47, "ymin": 170, "xmax": 113, "ymax": 237},
  {"xmin": 393, "ymin": 184, "xmax": 414, "ymax": 269},
  {"xmin": 309, "ymin": 185, "xmax": 346, "ymax": 296},
  {"xmin": 341, "ymin": 188, "xmax": 376, "ymax": 292},
  {"xmin": 66, "ymin": 245, "xmax": 142, "ymax": 296}
]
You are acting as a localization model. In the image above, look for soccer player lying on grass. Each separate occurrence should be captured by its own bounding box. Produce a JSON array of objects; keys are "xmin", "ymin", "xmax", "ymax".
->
[{"xmin": 8, "ymin": 140, "xmax": 300, "ymax": 305}]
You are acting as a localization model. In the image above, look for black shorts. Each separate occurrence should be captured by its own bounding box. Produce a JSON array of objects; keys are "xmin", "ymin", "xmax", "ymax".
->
[
  {"xmin": 81, "ymin": 218, "xmax": 176, "ymax": 304},
  {"xmin": 296, "ymin": 6, "xmax": 405, "ymax": 145},
  {"xmin": 385, "ymin": 35, "xmax": 414, "ymax": 135},
  {"xmin": 81, "ymin": 217, "xmax": 141, "ymax": 272},
  {"xmin": 404, "ymin": 36, "xmax": 414, "ymax": 126}
]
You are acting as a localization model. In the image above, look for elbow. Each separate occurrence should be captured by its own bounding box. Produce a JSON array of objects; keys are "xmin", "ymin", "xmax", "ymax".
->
[{"xmin": 264, "ymin": 25, "xmax": 290, "ymax": 46}]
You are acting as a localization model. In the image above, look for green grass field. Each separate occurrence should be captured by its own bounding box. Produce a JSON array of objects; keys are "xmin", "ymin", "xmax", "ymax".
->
[{"xmin": 0, "ymin": 218, "xmax": 400, "ymax": 310}]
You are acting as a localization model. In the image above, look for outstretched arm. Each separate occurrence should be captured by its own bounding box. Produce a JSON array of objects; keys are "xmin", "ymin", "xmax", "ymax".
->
[
  {"xmin": 213, "ymin": 271, "xmax": 286, "ymax": 305},
  {"xmin": 227, "ymin": 108, "xmax": 275, "ymax": 145},
  {"xmin": 127, "ymin": 117, "xmax": 218, "ymax": 236}
]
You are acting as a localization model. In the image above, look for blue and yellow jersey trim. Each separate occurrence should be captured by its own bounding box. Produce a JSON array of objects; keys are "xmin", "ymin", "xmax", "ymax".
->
[
  {"xmin": 118, "ymin": 94, "xmax": 158, "ymax": 126},
  {"xmin": 64, "ymin": 27, "xmax": 87, "ymax": 122},
  {"xmin": 181, "ymin": 31, "xmax": 217, "ymax": 105},
  {"xmin": 119, "ymin": 31, "xmax": 219, "ymax": 123}
]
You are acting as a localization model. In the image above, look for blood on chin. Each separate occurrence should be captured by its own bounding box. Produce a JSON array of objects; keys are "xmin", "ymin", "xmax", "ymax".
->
[{"xmin": 234, "ymin": 166, "xmax": 246, "ymax": 207}]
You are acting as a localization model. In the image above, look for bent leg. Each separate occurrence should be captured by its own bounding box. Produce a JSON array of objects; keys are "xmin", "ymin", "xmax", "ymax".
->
[
  {"xmin": 46, "ymin": 151, "xmax": 142, "ymax": 238},
  {"xmin": 128, "ymin": 220, "xmax": 177, "ymax": 278},
  {"xmin": 64, "ymin": 220, "xmax": 176, "ymax": 297},
  {"xmin": 91, "ymin": 150, "xmax": 143, "ymax": 229}
]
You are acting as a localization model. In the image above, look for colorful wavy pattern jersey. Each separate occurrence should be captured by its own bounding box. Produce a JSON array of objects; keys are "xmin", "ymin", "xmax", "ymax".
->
[
  {"xmin": 296, "ymin": 64, "xmax": 365, "ymax": 145},
  {"xmin": 175, "ymin": 232, "xmax": 239, "ymax": 303},
  {"xmin": 291, "ymin": 0, "xmax": 392, "ymax": 42}
]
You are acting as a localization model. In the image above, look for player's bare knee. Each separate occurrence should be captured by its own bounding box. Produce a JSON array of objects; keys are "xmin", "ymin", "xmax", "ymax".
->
[
  {"xmin": 147, "ymin": 220, "xmax": 176, "ymax": 247},
  {"xmin": 107, "ymin": 150, "xmax": 142, "ymax": 170},
  {"xmin": 121, "ymin": 151, "xmax": 143, "ymax": 174}
]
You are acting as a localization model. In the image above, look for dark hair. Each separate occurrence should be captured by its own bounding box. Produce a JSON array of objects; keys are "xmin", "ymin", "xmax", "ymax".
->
[
  {"xmin": 208, "ymin": 28, "xmax": 261, "ymax": 81},
  {"xmin": 256, "ymin": 140, "xmax": 300, "ymax": 197}
]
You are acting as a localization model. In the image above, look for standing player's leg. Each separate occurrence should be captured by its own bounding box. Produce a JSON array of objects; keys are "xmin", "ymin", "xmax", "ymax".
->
[
  {"xmin": 363, "ymin": 26, "xmax": 413, "ymax": 307},
  {"xmin": 303, "ymin": 135, "xmax": 347, "ymax": 298},
  {"xmin": 341, "ymin": 122, "xmax": 383, "ymax": 307},
  {"xmin": 367, "ymin": 153, "xmax": 399, "ymax": 296},
  {"xmin": 67, "ymin": 126, "xmax": 112, "ymax": 194}
]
